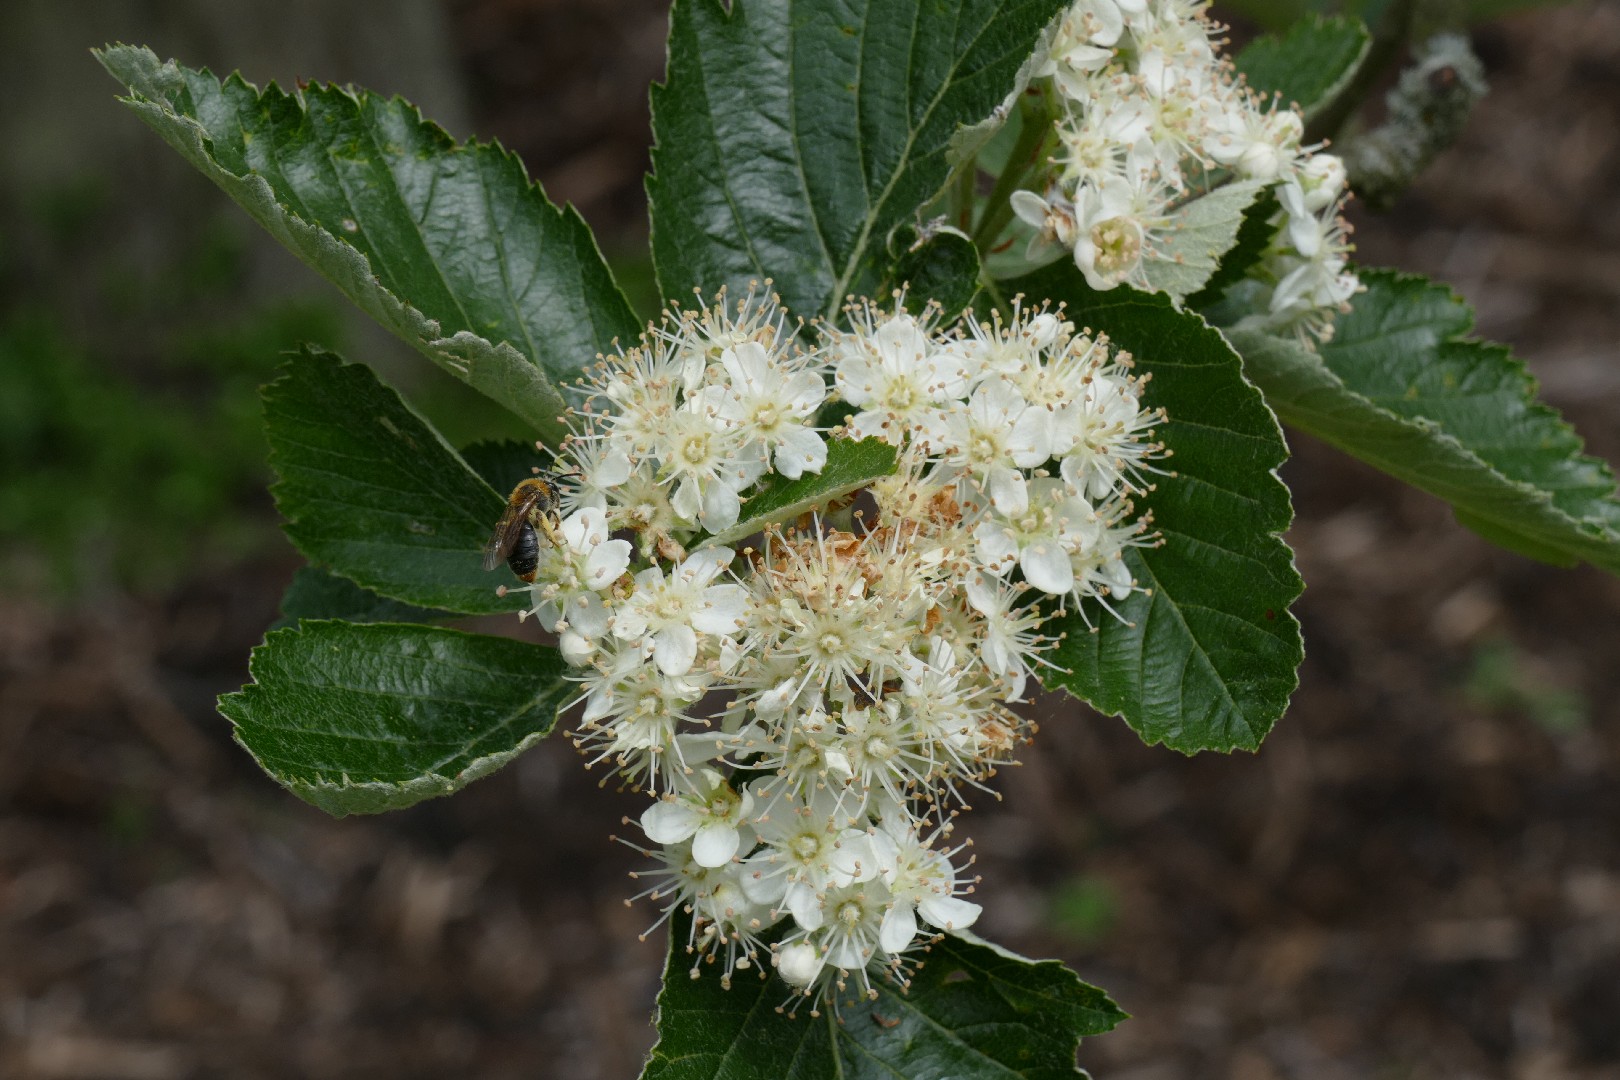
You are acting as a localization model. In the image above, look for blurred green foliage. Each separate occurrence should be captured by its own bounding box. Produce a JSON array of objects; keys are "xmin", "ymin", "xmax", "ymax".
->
[
  {"xmin": 1217, "ymin": 0, "xmax": 1570, "ymax": 32},
  {"xmin": 1049, "ymin": 874, "xmax": 1120, "ymax": 946},
  {"xmin": 1464, "ymin": 637, "xmax": 1588, "ymax": 734},
  {"xmin": 0, "ymin": 182, "xmax": 346, "ymax": 597}
]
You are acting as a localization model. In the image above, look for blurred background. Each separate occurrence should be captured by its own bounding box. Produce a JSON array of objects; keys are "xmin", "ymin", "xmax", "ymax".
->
[{"xmin": 2, "ymin": 1, "xmax": 1618, "ymax": 1077}]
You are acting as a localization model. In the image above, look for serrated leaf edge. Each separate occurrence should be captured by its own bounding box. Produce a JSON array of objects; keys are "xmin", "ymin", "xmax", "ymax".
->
[
  {"xmin": 218, "ymin": 620, "xmax": 565, "ymax": 818},
  {"xmin": 95, "ymin": 43, "xmax": 624, "ymax": 441}
]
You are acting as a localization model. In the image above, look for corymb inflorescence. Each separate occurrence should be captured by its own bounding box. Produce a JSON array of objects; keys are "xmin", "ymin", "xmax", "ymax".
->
[
  {"xmin": 1013, "ymin": 0, "xmax": 1361, "ymax": 343},
  {"xmin": 514, "ymin": 285, "xmax": 1164, "ymax": 1011}
]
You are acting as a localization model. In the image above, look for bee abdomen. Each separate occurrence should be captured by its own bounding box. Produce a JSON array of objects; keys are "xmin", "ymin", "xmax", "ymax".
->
[{"xmin": 507, "ymin": 521, "xmax": 541, "ymax": 583}]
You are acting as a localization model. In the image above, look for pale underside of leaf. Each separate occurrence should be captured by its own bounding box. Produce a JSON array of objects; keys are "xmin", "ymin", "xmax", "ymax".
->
[
  {"xmin": 1142, "ymin": 180, "xmax": 1268, "ymax": 300},
  {"xmin": 1227, "ymin": 270, "xmax": 1620, "ymax": 573}
]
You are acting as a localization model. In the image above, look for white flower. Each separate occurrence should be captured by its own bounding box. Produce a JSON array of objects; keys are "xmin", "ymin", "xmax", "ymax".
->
[
  {"xmin": 973, "ymin": 480, "xmax": 1102, "ymax": 596},
  {"xmin": 640, "ymin": 768, "xmax": 755, "ymax": 867},
  {"xmin": 794, "ymin": 876, "xmax": 895, "ymax": 972},
  {"xmin": 530, "ymin": 507, "xmax": 632, "ymax": 639},
  {"xmin": 1072, "ymin": 176, "xmax": 1148, "ymax": 291},
  {"xmin": 1297, "ymin": 153, "xmax": 1348, "ymax": 213},
  {"xmin": 872, "ymin": 818, "xmax": 981, "ymax": 953},
  {"xmin": 831, "ymin": 310, "xmax": 970, "ymax": 446},
  {"xmin": 931, "ymin": 382, "xmax": 1052, "ymax": 516},
  {"xmin": 965, "ymin": 574, "xmax": 1051, "ymax": 699},
  {"xmin": 739, "ymin": 781, "xmax": 881, "ymax": 925},
  {"xmin": 615, "ymin": 546, "xmax": 749, "ymax": 676},
  {"xmin": 713, "ymin": 341, "xmax": 828, "ymax": 478},
  {"xmin": 659, "ymin": 401, "xmax": 765, "ymax": 533}
]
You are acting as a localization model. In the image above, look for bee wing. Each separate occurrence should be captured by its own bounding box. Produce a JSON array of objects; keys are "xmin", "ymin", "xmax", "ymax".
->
[{"xmin": 481, "ymin": 502, "xmax": 530, "ymax": 571}]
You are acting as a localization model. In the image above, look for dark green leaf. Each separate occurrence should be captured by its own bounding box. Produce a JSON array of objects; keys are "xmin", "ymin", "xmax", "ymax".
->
[
  {"xmin": 97, "ymin": 45, "xmax": 639, "ymax": 442},
  {"xmin": 647, "ymin": 0, "xmax": 1069, "ymax": 325},
  {"xmin": 1229, "ymin": 270, "xmax": 1620, "ymax": 573},
  {"xmin": 700, "ymin": 437, "xmax": 900, "ymax": 548},
  {"xmin": 458, "ymin": 439, "xmax": 552, "ymax": 495},
  {"xmin": 640, "ymin": 911, "xmax": 1124, "ymax": 1080},
  {"xmin": 264, "ymin": 347, "xmax": 523, "ymax": 615},
  {"xmin": 1009, "ymin": 266, "xmax": 1303, "ymax": 753},
  {"xmin": 884, "ymin": 225, "xmax": 982, "ymax": 316},
  {"xmin": 1234, "ymin": 15, "xmax": 1371, "ymax": 121},
  {"xmin": 274, "ymin": 565, "xmax": 452, "ymax": 631},
  {"xmin": 219, "ymin": 621, "xmax": 570, "ymax": 816}
]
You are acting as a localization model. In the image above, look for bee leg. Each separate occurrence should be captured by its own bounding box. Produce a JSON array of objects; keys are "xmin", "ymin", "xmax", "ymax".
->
[{"xmin": 537, "ymin": 512, "xmax": 567, "ymax": 549}]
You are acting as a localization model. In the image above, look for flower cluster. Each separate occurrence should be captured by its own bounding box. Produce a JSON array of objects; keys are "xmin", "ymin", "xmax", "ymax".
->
[
  {"xmin": 1013, "ymin": 0, "xmax": 1360, "ymax": 343},
  {"xmin": 516, "ymin": 291, "xmax": 1162, "ymax": 1011}
]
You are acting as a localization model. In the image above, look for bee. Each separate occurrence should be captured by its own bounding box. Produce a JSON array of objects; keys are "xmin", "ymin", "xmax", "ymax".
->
[{"xmin": 482, "ymin": 475, "xmax": 564, "ymax": 583}]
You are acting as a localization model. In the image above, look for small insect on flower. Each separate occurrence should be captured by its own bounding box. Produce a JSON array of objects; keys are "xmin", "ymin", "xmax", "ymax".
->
[{"xmin": 482, "ymin": 474, "xmax": 565, "ymax": 583}]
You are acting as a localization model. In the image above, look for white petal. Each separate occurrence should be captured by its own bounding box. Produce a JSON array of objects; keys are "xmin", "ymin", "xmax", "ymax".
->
[
  {"xmin": 773, "ymin": 426, "xmax": 827, "ymax": 479},
  {"xmin": 786, "ymin": 880, "xmax": 823, "ymax": 931},
  {"xmin": 918, "ymin": 894, "xmax": 982, "ymax": 931},
  {"xmin": 691, "ymin": 583, "xmax": 749, "ymax": 635},
  {"xmin": 680, "ymin": 545, "xmax": 734, "ymax": 585},
  {"xmin": 558, "ymin": 630, "xmax": 596, "ymax": 665},
  {"xmin": 595, "ymin": 447, "xmax": 633, "ymax": 487},
  {"xmin": 611, "ymin": 604, "xmax": 648, "ymax": 641},
  {"xmin": 828, "ymin": 833, "xmax": 878, "ymax": 886},
  {"xmin": 1021, "ymin": 542, "xmax": 1075, "ymax": 595},
  {"xmin": 566, "ymin": 593, "xmax": 611, "ymax": 638},
  {"xmin": 847, "ymin": 409, "xmax": 895, "ymax": 444},
  {"xmin": 691, "ymin": 822, "xmax": 741, "ymax": 867},
  {"xmin": 699, "ymin": 480, "xmax": 741, "ymax": 532},
  {"xmin": 1010, "ymin": 189, "xmax": 1051, "ymax": 230},
  {"xmin": 988, "ymin": 466, "xmax": 1029, "ymax": 518},
  {"xmin": 776, "ymin": 942, "xmax": 825, "ymax": 987},
  {"xmin": 973, "ymin": 522, "xmax": 1021, "ymax": 573},
  {"xmin": 781, "ymin": 370, "xmax": 827, "ymax": 412},
  {"xmin": 640, "ymin": 800, "xmax": 700, "ymax": 844},
  {"xmin": 921, "ymin": 348, "xmax": 971, "ymax": 401},
  {"xmin": 584, "ymin": 538, "xmax": 632, "ymax": 589},
  {"xmin": 880, "ymin": 901, "xmax": 919, "ymax": 954},
  {"xmin": 654, "ymin": 625, "xmax": 699, "ymax": 676},
  {"xmin": 671, "ymin": 476, "xmax": 702, "ymax": 522},
  {"xmin": 1007, "ymin": 407, "xmax": 1054, "ymax": 467},
  {"xmin": 739, "ymin": 858, "xmax": 788, "ymax": 905}
]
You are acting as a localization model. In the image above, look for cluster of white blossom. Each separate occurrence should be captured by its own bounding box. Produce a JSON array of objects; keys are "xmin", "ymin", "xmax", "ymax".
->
[
  {"xmin": 512, "ymin": 290, "xmax": 1162, "ymax": 1011},
  {"xmin": 1011, "ymin": 0, "xmax": 1360, "ymax": 343}
]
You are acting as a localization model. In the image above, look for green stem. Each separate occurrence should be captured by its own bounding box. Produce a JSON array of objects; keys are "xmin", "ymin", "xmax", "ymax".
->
[
  {"xmin": 971, "ymin": 96, "xmax": 1053, "ymax": 255},
  {"xmin": 953, "ymin": 149, "xmax": 978, "ymax": 233}
]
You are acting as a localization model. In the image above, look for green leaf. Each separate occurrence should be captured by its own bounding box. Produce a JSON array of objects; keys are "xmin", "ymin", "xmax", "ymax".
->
[
  {"xmin": 264, "ymin": 347, "xmax": 523, "ymax": 615},
  {"xmin": 1141, "ymin": 180, "xmax": 1268, "ymax": 301},
  {"xmin": 1184, "ymin": 188, "xmax": 1280, "ymax": 311},
  {"xmin": 647, "ymin": 0, "xmax": 1069, "ymax": 325},
  {"xmin": 273, "ymin": 565, "xmax": 452, "ymax": 631},
  {"xmin": 699, "ymin": 437, "xmax": 900, "ymax": 548},
  {"xmin": 97, "ymin": 45, "xmax": 639, "ymax": 443},
  {"xmin": 1233, "ymin": 15, "xmax": 1372, "ymax": 122},
  {"xmin": 458, "ymin": 439, "xmax": 552, "ymax": 495},
  {"xmin": 219, "ymin": 621, "xmax": 570, "ymax": 816},
  {"xmin": 1228, "ymin": 270, "xmax": 1620, "ymax": 573},
  {"xmin": 1008, "ymin": 266, "xmax": 1303, "ymax": 753},
  {"xmin": 640, "ymin": 913, "xmax": 1124, "ymax": 1080},
  {"xmin": 884, "ymin": 225, "xmax": 983, "ymax": 316}
]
